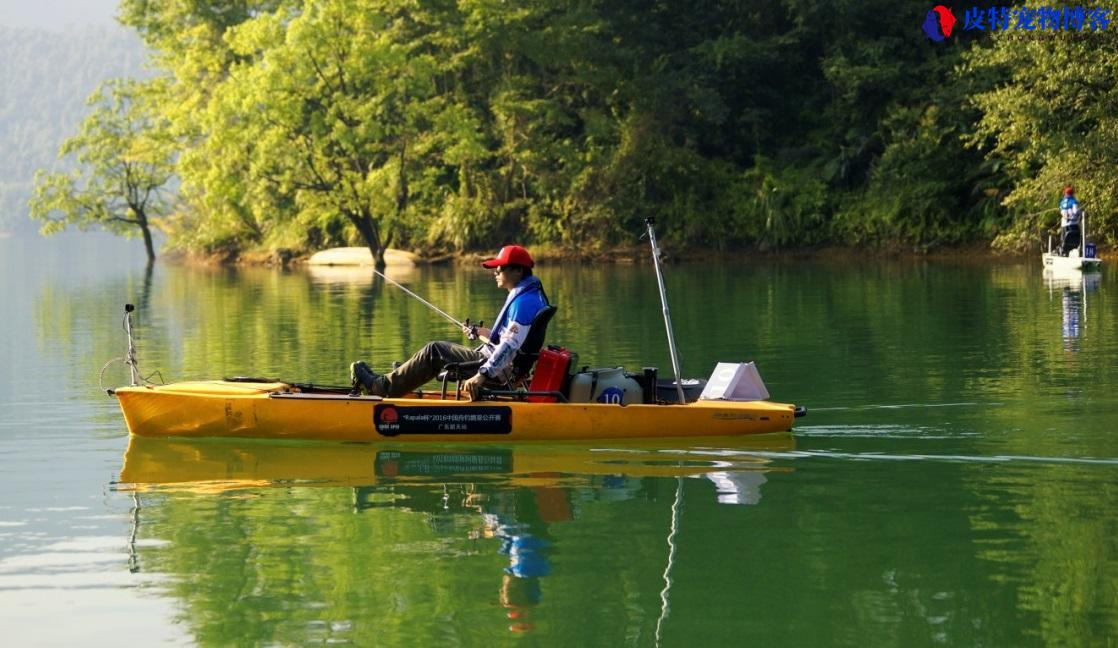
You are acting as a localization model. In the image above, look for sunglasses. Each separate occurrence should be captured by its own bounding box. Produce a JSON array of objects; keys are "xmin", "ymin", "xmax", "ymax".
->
[{"xmin": 493, "ymin": 266, "xmax": 516, "ymax": 275}]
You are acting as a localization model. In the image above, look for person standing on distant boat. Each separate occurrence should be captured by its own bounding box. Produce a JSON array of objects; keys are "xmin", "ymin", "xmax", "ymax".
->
[
  {"xmin": 1059, "ymin": 186, "xmax": 1083, "ymax": 256},
  {"xmin": 350, "ymin": 245, "xmax": 549, "ymax": 400}
]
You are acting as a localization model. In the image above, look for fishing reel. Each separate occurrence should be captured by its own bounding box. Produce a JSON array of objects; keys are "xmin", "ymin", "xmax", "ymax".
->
[{"xmin": 463, "ymin": 318, "xmax": 485, "ymax": 341}]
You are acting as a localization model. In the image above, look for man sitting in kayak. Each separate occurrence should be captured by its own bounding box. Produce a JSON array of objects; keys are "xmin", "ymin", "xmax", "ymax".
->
[
  {"xmin": 351, "ymin": 245, "xmax": 550, "ymax": 400},
  {"xmin": 1059, "ymin": 186, "xmax": 1082, "ymax": 256}
]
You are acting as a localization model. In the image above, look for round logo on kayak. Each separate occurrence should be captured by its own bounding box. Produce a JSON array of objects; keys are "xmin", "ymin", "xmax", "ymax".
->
[{"xmin": 375, "ymin": 405, "xmax": 401, "ymax": 435}]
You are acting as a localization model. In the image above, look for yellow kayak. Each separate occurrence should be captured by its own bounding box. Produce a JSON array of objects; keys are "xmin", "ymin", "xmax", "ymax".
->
[{"xmin": 114, "ymin": 380, "xmax": 803, "ymax": 443}]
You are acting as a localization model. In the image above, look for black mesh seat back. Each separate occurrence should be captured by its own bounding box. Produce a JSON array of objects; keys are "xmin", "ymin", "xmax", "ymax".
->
[{"xmin": 511, "ymin": 305, "xmax": 558, "ymax": 378}]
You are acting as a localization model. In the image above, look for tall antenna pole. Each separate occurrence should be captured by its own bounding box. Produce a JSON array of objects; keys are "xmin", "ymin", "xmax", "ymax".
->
[
  {"xmin": 124, "ymin": 304, "xmax": 139, "ymax": 386},
  {"xmin": 1082, "ymin": 211, "xmax": 1087, "ymax": 258},
  {"xmin": 645, "ymin": 218, "xmax": 686, "ymax": 404}
]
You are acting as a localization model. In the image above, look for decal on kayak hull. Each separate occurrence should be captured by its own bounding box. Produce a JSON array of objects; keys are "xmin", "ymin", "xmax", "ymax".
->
[{"xmin": 374, "ymin": 404, "xmax": 513, "ymax": 436}]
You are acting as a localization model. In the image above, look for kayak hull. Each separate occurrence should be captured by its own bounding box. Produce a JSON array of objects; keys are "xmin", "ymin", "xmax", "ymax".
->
[{"xmin": 115, "ymin": 380, "xmax": 798, "ymax": 442}]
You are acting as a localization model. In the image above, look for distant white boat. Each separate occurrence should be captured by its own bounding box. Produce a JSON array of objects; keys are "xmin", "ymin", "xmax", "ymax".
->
[
  {"xmin": 1041, "ymin": 213, "xmax": 1102, "ymax": 271},
  {"xmin": 1043, "ymin": 248, "xmax": 1102, "ymax": 271}
]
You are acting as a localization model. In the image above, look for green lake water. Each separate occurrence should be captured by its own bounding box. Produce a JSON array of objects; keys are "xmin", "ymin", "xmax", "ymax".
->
[{"xmin": 2, "ymin": 233, "xmax": 1118, "ymax": 646}]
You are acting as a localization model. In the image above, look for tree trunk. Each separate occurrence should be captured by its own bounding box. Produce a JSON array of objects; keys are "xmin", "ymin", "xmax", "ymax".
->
[
  {"xmin": 386, "ymin": 143, "xmax": 406, "ymax": 273},
  {"xmin": 136, "ymin": 208, "xmax": 156, "ymax": 262},
  {"xmin": 396, "ymin": 142, "xmax": 408, "ymax": 215},
  {"xmin": 348, "ymin": 209, "xmax": 385, "ymax": 271},
  {"xmin": 141, "ymin": 225, "xmax": 155, "ymax": 263}
]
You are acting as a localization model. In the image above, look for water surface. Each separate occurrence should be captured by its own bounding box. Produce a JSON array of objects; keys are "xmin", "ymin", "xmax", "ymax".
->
[{"xmin": 2, "ymin": 233, "xmax": 1117, "ymax": 646}]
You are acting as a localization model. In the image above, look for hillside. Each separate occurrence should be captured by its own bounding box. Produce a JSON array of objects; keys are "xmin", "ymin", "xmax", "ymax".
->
[{"xmin": 0, "ymin": 25, "xmax": 146, "ymax": 233}]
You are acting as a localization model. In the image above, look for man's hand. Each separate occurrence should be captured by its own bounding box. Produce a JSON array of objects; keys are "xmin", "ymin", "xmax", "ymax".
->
[
  {"xmin": 461, "ymin": 320, "xmax": 489, "ymax": 342},
  {"xmin": 464, "ymin": 372, "xmax": 487, "ymax": 400}
]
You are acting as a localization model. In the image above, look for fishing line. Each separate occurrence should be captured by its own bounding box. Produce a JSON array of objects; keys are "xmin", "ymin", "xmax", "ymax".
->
[
  {"xmin": 370, "ymin": 266, "xmax": 464, "ymax": 328},
  {"xmin": 369, "ymin": 266, "xmax": 489, "ymax": 343}
]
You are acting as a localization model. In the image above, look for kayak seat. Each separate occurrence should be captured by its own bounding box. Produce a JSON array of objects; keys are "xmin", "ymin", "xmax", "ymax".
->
[{"xmin": 439, "ymin": 305, "xmax": 558, "ymax": 399}]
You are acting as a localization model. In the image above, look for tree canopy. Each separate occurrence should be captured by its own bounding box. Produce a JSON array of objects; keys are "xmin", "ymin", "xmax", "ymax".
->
[
  {"xmin": 966, "ymin": 2, "xmax": 1118, "ymax": 250},
  {"xmin": 27, "ymin": 0, "xmax": 1118, "ymax": 258},
  {"xmin": 30, "ymin": 79, "xmax": 175, "ymax": 261}
]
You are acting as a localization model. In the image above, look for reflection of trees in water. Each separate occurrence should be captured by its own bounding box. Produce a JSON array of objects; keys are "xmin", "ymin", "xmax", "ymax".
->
[
  {"xmin": 119, "ymin": 434, "xmax": 780, "ymax": 645},
  {"xmin": 355, "ymin": 465, "xmax": 564, "ymax": 635},
  {"xmin": 126, "ymin": 433, "xmax": 1118, "ymax": 646},
  {"xmin": 34, "ymin": 258, "xmax": 162, "ymax": 415},
  {"xmin": 967, "ymin": 462, "xmax": 1118, "ymax": 645},
  {"xmin": 77, "ymin": 257, "xmax": 1115, "ymax": 645}
]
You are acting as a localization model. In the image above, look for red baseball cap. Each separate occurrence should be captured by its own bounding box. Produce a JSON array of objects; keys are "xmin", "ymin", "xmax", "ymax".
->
[{"xmin": 481, "ymin": 245, "xmax": 534, "ymax": 269}]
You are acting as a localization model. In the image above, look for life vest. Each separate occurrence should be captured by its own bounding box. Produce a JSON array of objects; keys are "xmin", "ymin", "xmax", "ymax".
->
[
  {"xmin": 1060, "ymin": 196, "xmax": 1081, "ymax": 226},
  {"xmin": 479, "ymin": 275, "xmax": 549, "ymax": 380}
]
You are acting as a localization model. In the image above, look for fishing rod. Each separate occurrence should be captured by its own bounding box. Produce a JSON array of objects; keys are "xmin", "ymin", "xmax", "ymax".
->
[
  {"xmin": 369, "ymin": 266, "xmax": 490, "ymax": 343},
  {"xmin": 644, "ymin": 217, "xmax": 687, "ymax": 404}
]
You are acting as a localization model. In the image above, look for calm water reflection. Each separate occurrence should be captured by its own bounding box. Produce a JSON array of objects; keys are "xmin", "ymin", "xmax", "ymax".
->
[{"xmin": 2, "ymin": 233, "xmax": 1118, "ymax": 645}]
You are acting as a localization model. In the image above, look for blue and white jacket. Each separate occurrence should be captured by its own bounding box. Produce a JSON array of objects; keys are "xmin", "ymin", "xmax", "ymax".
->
[
  {"xmin": 1060, "ymin": 196, "xmax": 1081, "ymax": 227},
  {"xmin": 479, "ymin": 275, "xmax": 549, "ymax": 381}
]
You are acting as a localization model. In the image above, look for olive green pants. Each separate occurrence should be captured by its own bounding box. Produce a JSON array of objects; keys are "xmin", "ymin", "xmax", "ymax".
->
[{"xmin": 382, "ymin": 341, "xmax": 485, "ymax": 397}]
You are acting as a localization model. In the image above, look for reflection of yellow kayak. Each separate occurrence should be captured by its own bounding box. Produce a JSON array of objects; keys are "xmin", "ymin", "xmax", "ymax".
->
[
  {"xmin": 117, "ymin": 434, "xmax": 794, "ymax": 491},
  {"xmin": 114, "ymin": 380, "xmax": 802, "ymax": 442}
]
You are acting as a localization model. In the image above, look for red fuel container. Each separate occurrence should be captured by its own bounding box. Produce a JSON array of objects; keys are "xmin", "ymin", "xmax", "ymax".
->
[{"xmin": 527, "ymin": 346, "xmax": 573, "ymax": 402}]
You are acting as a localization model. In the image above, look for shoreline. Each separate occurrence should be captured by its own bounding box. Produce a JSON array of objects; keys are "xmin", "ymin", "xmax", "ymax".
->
[{"xmin": 163, "ymin": 240, "xmax": 1110, "ymax": 268}]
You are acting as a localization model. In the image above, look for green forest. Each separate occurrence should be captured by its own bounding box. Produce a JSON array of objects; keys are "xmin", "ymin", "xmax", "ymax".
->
[{"xmin": 23, "ymin": 0, "xmax": 1118, "ymax": 263}]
